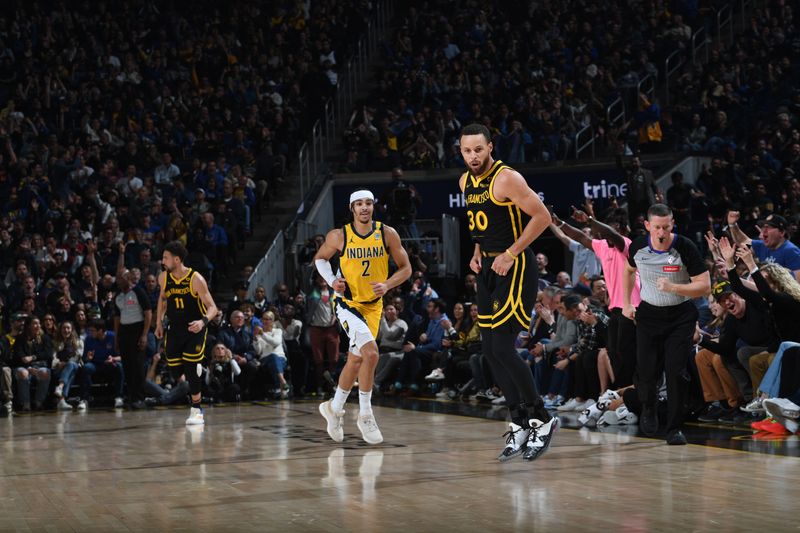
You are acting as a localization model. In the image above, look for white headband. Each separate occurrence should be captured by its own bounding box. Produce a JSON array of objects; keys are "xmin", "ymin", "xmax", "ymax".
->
[{"xmin": 349, "ymin": 190, "xmax": 375, "ymax": 205}]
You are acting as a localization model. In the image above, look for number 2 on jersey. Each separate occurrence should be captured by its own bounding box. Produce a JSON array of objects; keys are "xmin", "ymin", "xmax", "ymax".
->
[
  {"xmin": 467, "ymin": 209, "xmax": 488, "ymax": 231},
  {"xmin": 361, "ymin": 260, "xmax": 370, "ymax": 277}
]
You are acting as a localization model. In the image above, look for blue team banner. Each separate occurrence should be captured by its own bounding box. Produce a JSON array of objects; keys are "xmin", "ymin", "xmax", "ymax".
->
[{"xmin": 333, "ymin": 167, "xmax": 626, "ymax": 220}]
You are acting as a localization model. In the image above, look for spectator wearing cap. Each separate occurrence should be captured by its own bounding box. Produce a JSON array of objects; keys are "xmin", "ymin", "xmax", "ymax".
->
[
  {"xmin": 728, "ymin": 211, "xmax": 800, "ymax": 280},
  {"xmin": 698, "ymin": 280, "xmax": 778, "ymax": 403}
]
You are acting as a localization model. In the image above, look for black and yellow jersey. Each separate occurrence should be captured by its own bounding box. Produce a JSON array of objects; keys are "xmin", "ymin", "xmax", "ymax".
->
[
  {"xmin": 338, "ymin": 221, "xmax": 389, "ymax": 304},
  {"xmin": 463, "ymin": 160, "xmax": 529, "ymax": 253},
  {"xmin": 163, "ymin": 268, "xmax": 206, "ymax": 329}
]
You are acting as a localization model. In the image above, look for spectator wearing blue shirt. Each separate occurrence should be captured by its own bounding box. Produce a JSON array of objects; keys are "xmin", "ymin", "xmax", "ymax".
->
[
  {"xmin": 730, "ymin": 212, "xmax": 800, "ymax": 280},
  {"xmin": 79, "ymin": 319, "xmax": 125, "ymax": 410},
  {"xmin": 394, "ymin": 299, "xmax": 450, "ymax": 393},
  {"xmin": 194, "ymin": 161, "xmax": 225, "ymax": 193}
]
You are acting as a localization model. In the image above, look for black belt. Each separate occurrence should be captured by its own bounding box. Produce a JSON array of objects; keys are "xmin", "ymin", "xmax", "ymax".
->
[{"xmin": 481, "ymin": 251, "xmax": 504, "ymax": 257}]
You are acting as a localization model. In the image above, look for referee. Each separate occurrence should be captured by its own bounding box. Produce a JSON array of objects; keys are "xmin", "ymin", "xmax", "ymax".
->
[
  {"xmin": 622, "ymin": 204, "xmax": 710, "ymax": 445},
  {"xmin": 114, "ymin": 269, "xmax": 152, "ymax": 410}
]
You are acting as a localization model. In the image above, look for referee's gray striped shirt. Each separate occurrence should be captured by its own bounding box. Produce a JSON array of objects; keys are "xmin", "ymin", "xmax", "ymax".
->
[{"xmin": 628, "ymin": 234, "xmax": 707, "ymax": 307}]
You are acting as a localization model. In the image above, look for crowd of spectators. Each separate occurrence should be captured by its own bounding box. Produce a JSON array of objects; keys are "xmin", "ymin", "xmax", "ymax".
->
[
  {"xmin": 339, "ymin": 0, "xmax": 732, "ymax": 172},
  {"xmin": 0, "ymin": 0, "xmax": 376, "ymax": 412}
]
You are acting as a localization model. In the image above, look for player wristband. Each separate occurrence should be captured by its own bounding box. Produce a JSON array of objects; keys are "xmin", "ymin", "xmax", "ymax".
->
[
  {"xmin": 505, "ymin": 249, "xmax": 517, "ymax": 260},
  {"xmin": 201, "ymin": 316, "xmax": 209, "ymax": 326}
]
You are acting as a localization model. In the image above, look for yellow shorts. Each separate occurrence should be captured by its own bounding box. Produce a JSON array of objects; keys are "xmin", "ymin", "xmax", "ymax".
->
[{"xmin": 333, "ymin": 297, "xmax": 382, "ymax": 355}]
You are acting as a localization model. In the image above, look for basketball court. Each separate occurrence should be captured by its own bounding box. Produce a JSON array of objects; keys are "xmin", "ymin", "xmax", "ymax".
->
[{"xmin": 0, "ymin": 400, "xmax": 796, "ymax": 532}]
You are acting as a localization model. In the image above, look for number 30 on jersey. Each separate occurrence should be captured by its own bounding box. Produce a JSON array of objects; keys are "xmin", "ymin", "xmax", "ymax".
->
[{"xmin": 467, "ymin": 209, "xmax": 488, "ymax": 231}]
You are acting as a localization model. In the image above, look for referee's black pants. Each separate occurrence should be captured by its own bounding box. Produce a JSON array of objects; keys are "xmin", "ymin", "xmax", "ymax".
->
[
  {"xmin": 635, "ymin": 301, "xmax": 697, "ymax": 432},
  {"xmin": 118, "ymin": 322, "xmax": 147, "ymax": 403}
]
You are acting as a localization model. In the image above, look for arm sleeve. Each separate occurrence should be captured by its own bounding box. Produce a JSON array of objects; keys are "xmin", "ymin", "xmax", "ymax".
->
[
  {"xmin": 628, "ymin": 237, "xmax": 646, "ymax": 268},
  {"xmin": 727, "ymin": 267, "xmax": 763, "ymax": 304},
  {"xmin": 134, "ymin": 287, "xmax": 151, "ymax": 310},
  {"xmin": 677, "ymin": 235, "xmax": 707, "ymax": 276},
  {"xmin": 568, "ymin": 239, "xmax": 581, "ymax": 253},
  {"xmin": 783, "ymin": 245, "xmax": 800, "ymax": 271}
]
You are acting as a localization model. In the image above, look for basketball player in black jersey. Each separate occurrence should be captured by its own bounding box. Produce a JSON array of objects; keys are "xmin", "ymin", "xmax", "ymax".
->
[
  {"xmin": 459, "ymin": 123, "xmax": 558, "ymax": 461},
  {"xmin": 155, "ymin": 241, "xmax": 219, "ymax": 425}
]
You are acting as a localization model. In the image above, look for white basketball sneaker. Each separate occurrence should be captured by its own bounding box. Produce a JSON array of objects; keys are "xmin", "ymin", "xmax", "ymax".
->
[
  {"xmin": 357, "ymin": 413, "xmax": 384, "ymax": 444},
  {"xmin": 319, "ymin": 400, "xmax": 345, "ymax": 442},
  {"xmin": 185, "ymin": 407, "xmax": 205, "ymax": 426},
  {"xmin": 498, "ymin": 422, "xmax": 530, "ymax": 462}
]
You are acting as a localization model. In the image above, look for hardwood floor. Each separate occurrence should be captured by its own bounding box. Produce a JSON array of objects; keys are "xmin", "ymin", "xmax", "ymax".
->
[{"xmin": 0, "ymin": 402, "xmax": 797, "ymax": 532}]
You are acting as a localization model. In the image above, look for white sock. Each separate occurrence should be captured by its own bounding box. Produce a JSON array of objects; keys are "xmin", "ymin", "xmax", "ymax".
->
[
  {"xmin": 359, "ymin": 389, "xmax": 373, "ymax": 416},
  {"xmin": 332, "ymin": 387, "xmax": 350, "ymax": 412}
]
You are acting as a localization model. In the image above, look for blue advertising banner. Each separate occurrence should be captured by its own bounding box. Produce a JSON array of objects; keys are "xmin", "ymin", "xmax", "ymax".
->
[{"xmin": 332, "ymin": 166, "xmax": 626, "ymax": 221}]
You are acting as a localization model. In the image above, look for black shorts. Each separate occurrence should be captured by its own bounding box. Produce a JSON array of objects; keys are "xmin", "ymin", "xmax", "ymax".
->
[
  {"xmin": 164, "ymin": 327, "xmax": 208, "ymax": 367},
  {"xmin": 477, "ymin": 248, "xmax": 537, "ymax": 332}
]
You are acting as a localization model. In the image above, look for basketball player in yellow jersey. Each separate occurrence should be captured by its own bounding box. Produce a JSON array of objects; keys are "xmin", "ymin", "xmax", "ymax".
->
[
  {"xmin": 314, "ymin": 190, "xmax": 411, "ymax": 444},
  {"xmin": 459, "ymin": 123, "xmax": 558, "ymax": 462}
]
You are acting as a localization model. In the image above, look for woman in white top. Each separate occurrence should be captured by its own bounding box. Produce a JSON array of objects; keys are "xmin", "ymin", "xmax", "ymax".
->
[{"xmin": 254, "ymin": 311, "xmax": 290, "ymax": 398}]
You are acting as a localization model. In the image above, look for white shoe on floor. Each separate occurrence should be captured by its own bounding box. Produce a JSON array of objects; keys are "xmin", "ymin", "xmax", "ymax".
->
[
  {"xmin": 556, "ymin": 398, "xmax": 580, "ymax": 412},
  {"xmin": 435, "ymin": 388, "xmax": 451, "ymax": 399},
  {"xmin": 319, "ymin": 400, "xmax": 345, "ymax": 442},
  {"xmin": 741, "ymin": 397, "xmax": 765, "ymax": 413},
  {"xmin": 357, "ymin": 413, "xmax": 384, "ymax": 444},
  {"xmin": 544, "ymin": 395, "xmax": 565, "ymax": 409},
  {"xmin": 578, "ymin": 401, "xmax": 601, "ymax": 427},
  {"xmin": 597, "ymin": 409, "xmax": 619, "ymax": 426},
  {"xmin": 185, "ymin": 407, "xmax": 205, "ymax": 426},
  {"xmin": 114, "ymin": 397, "xmax": 124, "ymax": 408},
  {"xmin": 763, "ymin": 398, "xmax": 800, "ymax": 420},
  {"xmin": 57, "ymin": 399, "xmax": 71, "ymax": 411},
  {"xmin": 425, "ymin": 369, "xmax": 445, "ymax": 381},
  {"xmin": 596, "ymin": 389, "xmax": 620, "ymax": 411},
  {"xmin": 492, "ymin": 395, "xmax": 506, "ymax": 405},
  {"xmin": 616, "ymin": 406, "xmax": 638, "ymax": 425},
  {"xmin": 77, "ymin": 400, "xmax": 88, "ymax": 411}
]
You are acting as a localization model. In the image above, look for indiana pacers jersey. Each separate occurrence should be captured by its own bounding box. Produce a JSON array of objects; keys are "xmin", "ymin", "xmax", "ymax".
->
[
  {"xmin": 334, "ymin": 221, "xmax": 389, "ymax": 348},
  {"xmin": 338, "ymin": 221, "xmax": 389, "ymax": 305},
  {"xmin": 463, "ymin": 160, "xmax": 529, "ymax": 252}
]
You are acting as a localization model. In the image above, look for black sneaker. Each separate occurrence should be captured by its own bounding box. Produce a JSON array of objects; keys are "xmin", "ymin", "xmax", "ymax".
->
[
  {"xmin": 639, "ymin": 404, "xmax": 659, "ymax": 437},
  {"xmin": 522, "ymin": 417, "xmax": 560, "ymax": 461},
  {"xmin": 697, "ymin": 404, "xmax": 725, "ymax": 423},
  {"xmin": 130, "ymin": 400, "xmax": 146, "ymax": 410},
  {"xmin": 716, "ymin": 407, "xmax": 739, "ymax": 424},
  {"xmin": 666, "ymin": 429, "xmax": 687, "ymax": 445}
]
